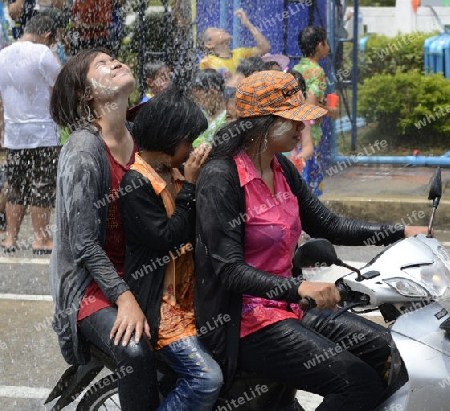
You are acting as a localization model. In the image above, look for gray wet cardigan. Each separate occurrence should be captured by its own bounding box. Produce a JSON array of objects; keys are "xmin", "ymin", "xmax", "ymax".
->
[{"xmin": 49, "ymin": 126, "xmax": 130, "ymax": 365}]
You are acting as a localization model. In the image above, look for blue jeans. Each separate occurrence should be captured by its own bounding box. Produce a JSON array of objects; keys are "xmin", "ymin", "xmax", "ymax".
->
[{"xmin": 158, "ymin": 336, "xmax": 223, "ymax": 411}]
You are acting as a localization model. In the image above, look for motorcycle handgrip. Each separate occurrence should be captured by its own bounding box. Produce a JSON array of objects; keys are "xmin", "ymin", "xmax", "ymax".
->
[
  {"xmin": 300, "ymin": 296, "xmax": 317, "ymax": 311},
  {"xmin": 300, "ymin": 281, "xmax": 351, "ymax": 310},
  {"xmin": 335, "ymin": 279, "xmax": 352, "ymax": 303}
]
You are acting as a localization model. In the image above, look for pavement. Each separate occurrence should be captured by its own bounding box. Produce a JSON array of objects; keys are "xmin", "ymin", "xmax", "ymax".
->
[
  {"xmin": 321, "ymin": 163, "xmax": 450, "ymax": 240},
  {"xmin": 0, "ymin": 162, "xmax": 449, "ymax": 410}
]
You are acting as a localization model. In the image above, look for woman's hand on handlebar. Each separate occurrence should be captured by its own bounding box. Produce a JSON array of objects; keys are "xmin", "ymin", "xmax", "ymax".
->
[
  {"xmin": 298, "ymin": 281, "xmax": 341, "ymax": 310},
  {"xmin": 111, "ymin": 290, "xmax": 151, "ymax": 346}
]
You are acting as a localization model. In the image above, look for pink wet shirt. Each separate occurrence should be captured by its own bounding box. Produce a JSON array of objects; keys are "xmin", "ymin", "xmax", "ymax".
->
[{"xmin": 233, "ymin": 151, "xmax": 304, "ymax": 338}]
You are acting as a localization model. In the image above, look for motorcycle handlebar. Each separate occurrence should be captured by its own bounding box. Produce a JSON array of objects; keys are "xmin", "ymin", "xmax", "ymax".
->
[{"xmin": 300, "ymin": 280, "xmax": 353, "ymax": 311}]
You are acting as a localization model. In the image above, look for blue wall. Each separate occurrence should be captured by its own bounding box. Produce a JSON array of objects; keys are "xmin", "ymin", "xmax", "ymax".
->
[{"xmin": 195, "ymin": 0, "xmax": 328, "ymax": 68}]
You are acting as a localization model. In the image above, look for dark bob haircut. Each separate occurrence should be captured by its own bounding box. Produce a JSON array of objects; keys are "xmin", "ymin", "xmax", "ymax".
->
[
  {"xmin": 298, "ymin": 26, "xmax": 327, "ymax": 57},
  {"xmin": 132, "ymin": 88, "xmax": 208, "ymax": 156},
  {"xmin": 236, "ymin": 56, "xmax": 268, "ymax": 78},
  {"xmin": 192, "ymin": 69, "xmax": 225, "ymax": 94},
  {"xmin": 143, "ymin": 60, "xmax": 169, "ymax": 80}
]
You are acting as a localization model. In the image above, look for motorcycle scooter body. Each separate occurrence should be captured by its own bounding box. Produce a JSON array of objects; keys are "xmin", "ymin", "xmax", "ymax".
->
[{"xmin": 340, "ymin": 235, "xmax": 450, "ymax": 411}]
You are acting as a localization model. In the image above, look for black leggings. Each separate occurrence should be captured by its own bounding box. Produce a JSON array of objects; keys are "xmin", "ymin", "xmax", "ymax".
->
[
  {"xmin": 238, "ymin": 309, "xmax": 392, "ymax": 411},
  {"xmin": 79, "ymin": 307, "xmax": 160, "ymax": 411}
]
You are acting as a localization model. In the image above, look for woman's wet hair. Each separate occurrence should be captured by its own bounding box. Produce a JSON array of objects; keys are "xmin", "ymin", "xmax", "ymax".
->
[
  {"xmin": 132, "ymin": 88, "xmax": 208, "ymax": 156},
  {"xmin": 298, "ymin": 26, "xmax": 327, "ymax": 57},
  {"xmin": 50, "ymin": 48, "xmax": 108, "ymax": 129},
  {"xmin": 192, "ymin": 69, "xmax": 225, "ymax": 94},
  {"xmin": 209, "ymin": 115, "xmax": 277, "ymax": 160}
]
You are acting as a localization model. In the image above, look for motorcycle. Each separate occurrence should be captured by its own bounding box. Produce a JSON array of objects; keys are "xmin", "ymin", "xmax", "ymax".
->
[
  {"xmin": 45, "ymin": 326, "xmax": 303, "ymax": 411},
  {"xmin": 295, "ymin": 167, "xmax": 450, "ymax": 411},
  {"xmin": 46, "ymin": 167, "xmax": 449, "ymax": 410}
]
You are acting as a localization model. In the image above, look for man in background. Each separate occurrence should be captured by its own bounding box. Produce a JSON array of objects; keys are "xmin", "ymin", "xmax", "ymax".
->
[
  {"xmin": 0, "ymin": 15, "xmax": 62, "ymax": 254},
  {"xmin": 198, "ymin": 8, "xmax": 270, "ymax": 81}
]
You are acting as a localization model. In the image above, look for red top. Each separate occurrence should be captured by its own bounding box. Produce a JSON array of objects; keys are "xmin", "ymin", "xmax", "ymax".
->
[
  {"xmin": 233, "ymin": 151, "xmax": 304, "ymax": 338},
  {"xmin": 72, "ymin": 0, "xmax": 112, "ymax": 40},
  {"xmin": 77, "ymin": 142, "xmax": 137, "ymax": 322}
]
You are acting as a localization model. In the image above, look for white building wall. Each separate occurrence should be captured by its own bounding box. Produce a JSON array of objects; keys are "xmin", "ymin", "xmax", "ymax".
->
[{"xmin": 350, "ymin": 2, "xmax": 450, "ymax": 37}]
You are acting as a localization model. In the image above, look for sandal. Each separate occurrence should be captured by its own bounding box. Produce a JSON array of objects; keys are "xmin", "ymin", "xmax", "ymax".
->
[
  {"xmin": 1, "ymin": 245, "xmax": 16, "ymax": 253},
  {"xmin": 32, "ymin": 248, "xmax": 52, "ymax": 255}
]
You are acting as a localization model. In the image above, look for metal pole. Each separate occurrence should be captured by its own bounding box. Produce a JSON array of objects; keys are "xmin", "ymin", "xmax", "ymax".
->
[
  {"xmin": 162, "ymin": 0, "xmax": 170, "ymax": 63},
  {"xmin": 138, "ymin": 0, "xmax": 147, "ymax": 101},
  {"xmin": 328, "ymin": 0, "xmax": 337, "ymax": 158},
  {"xmin": 283, "ymin": 0, "xmax": 288, "ymax": 56},
  {"xmin": 233, "ymin": 0, "xmax": 241, "ymax": 48},
  {"xmin": 308, "ymin": 0, "xmax": 315, "ymax": 25},
  {"xmin": 220, "ymin": 0, "xmax": 228, "ymax": 29},
  {"xmin": 351, "ymin": 0, "xmax": 359, "ymax": 153},
  {"xmin": 332, "ymin": 155, "xmax": 450, "ymax": 167}
]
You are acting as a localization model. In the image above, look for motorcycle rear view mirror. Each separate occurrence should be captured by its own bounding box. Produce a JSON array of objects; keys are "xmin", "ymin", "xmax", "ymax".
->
[
  {"xmin": 428, "ymin": 167, "xmax": 442, "ymax": 205},
  {"xmin": 427, "ymin": 167, "xmax": 442, "ymax": 237},
  {"xmin": 294, "ymin": 238, "xmax": 339, "ymax": 268},
  {"xmin": 294, "ymin": 238, "xmax": 364, "ymax": 281}
]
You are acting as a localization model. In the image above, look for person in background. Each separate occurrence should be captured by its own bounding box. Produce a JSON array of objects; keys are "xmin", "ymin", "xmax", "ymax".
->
[
  {"xmin": 110, "ymin": 0, "xmax": 125, "ymax": 55},
  {"xmin": 35, "ymin": 0, "xmax": 63, "ymax": 12},
  {"xmin": 0, "ymin": 15, "xmax": 62, "ymax": 254},
  {"xmin": 0, "ymin": 0, "xmax": 9, "ymax": 49},
  {"xmin": 224, "ymin": 57, "xmax": 270, "ymax": 124},
  {"xmin": 198, "ymin": 8, "xmax": 270, "ymax": 81},
  {"xmin": 49, "ymin": 48, "xmax": 160, "ymax": 410},
  {"xmin": 191, "ymin": 69, "xmax": 226, "ymax": 147},
  {"xmin": 69, "ymin": 0, "xmax": 112, "ymax": 54},
  {"xmin": 261, "ymin": 53, "xmax": 290, "ymax": 72},
  {"xmin": 224, "ymin": 86, "xmax": 238, "ymax": 124},
  {"xmin": 287, "ymin": 68, "xmax": 314, "ymax": 173},
  {"xmin": 293, "ymin": 26, "xmax": 338, "ymax": 196},
  {"xmin": 38, "ymin": 6, "xmax": 69, "ymax": 64},
  {"xmin": 225, "ymin": 56, "xmax": 268, "ymax": 88},
  {"xmin": 139, "ymin": 60, "xmax": 173, "ymax": 104},
  {"xmin": 120, "ymin": 88, "xmax": 223, "ymax": 410},
  {"xmin": 8, "ymin": 0, "xmax": 36, "ymax": 40},
  {"xmin": 8, "ymin": 0, "xmax": 63, "ymax": 40}
]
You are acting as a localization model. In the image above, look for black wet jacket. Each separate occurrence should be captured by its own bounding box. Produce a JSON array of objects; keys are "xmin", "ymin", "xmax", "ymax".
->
[
  {"xmin": 194, "ymin": 153, "xmax": 404, "ymax": 386},
  {"xmin": 119, "ymin": 170, "xmax": 196, "ymax": 349}
]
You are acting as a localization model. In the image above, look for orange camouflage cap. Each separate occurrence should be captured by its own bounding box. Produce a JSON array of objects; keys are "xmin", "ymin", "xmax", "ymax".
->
[{"xmin": 235, "ymin": 70, "xmax": 327, "ymax": 121}]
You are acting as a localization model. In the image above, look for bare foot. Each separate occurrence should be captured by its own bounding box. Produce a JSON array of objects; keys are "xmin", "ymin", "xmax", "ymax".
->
[
  {"xmin": 1, "ymin": 238, "xmax": 17, "ymax": 249},
  {"xmin": 32, "ymin": 238, "xmax": 53, "ymax": 253}
]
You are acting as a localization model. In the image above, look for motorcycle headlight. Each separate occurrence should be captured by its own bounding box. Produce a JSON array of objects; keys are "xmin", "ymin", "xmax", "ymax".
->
[
  {"xmin": 402, "ymin": 259, "xmax": 450, "ymax": 298},
  {"xmin": 384, "ymin": 277, "xmax": 430, "ymax": 298}
]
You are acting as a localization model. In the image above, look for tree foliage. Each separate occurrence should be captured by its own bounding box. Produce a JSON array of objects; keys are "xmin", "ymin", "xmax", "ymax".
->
[
  {"xmin": 358, "ymin": 71, "xmax": 450, "ymax": 143},
  {"xmin": 358, "ymin": 31, "xmax": 439, "ymax": 81}
]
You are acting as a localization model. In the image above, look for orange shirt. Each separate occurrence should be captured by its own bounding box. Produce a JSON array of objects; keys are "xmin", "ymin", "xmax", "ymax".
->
[{"xmin": 130, "ymin": 153, "xmax": 196, "ymax": 349}]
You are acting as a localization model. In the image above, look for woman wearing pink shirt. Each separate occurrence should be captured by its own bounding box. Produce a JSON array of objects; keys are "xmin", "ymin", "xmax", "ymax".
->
[{"xmin": 194, "ymin": 71, "xmax": 428, "ymax": 411}]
